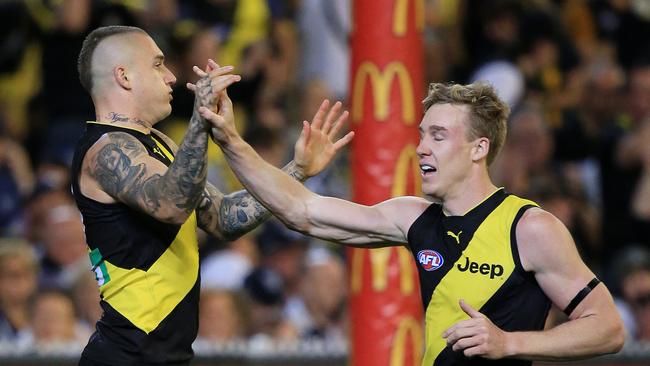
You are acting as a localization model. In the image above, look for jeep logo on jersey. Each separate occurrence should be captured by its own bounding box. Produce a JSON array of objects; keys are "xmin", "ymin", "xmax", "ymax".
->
[
  {"xmin": 417, "ymin": 249, "xmax": 444, "ymax": 271},
  {"xmin": 457, "ymin": 256, "xmax": 504, "ymax": 279}
]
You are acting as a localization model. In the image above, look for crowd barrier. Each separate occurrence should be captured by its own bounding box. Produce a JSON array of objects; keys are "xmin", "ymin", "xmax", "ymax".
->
[{"xmin": 1, "ymin": 340, "xmax": 649, "ymax": 365}]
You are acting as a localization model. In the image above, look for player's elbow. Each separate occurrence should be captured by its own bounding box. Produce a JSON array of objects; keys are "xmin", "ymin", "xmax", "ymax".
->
[
  {"xmin": 605, "ymin": 317, "xmax": 625, "ymax": 354},
  {"xmin": 592, "ymin": 313, "xmax": 625, "ymax": 355}
]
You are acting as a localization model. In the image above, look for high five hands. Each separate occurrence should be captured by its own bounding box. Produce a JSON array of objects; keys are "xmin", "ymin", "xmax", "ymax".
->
[
  {"xmin": 443, "ymin": 299, "xmax": 511, "ymax": 359},
  {"xmin": 186, "ymin": 60, "xmax": 355, "ymax": 178},
  {"xmin": 186, "ymin": 59, "xmax": 240, "ymax": 137}
]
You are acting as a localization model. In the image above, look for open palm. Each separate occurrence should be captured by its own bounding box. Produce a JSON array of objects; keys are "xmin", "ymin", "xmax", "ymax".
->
[{"xmin": 294, "ymin": 100, "xmax": 355, "ymax": 178}]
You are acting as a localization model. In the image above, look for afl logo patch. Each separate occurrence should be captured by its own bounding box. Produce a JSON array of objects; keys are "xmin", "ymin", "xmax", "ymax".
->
[{"xmin": 417, "ymin": 249, "xmax": 444, "ymax": 271}]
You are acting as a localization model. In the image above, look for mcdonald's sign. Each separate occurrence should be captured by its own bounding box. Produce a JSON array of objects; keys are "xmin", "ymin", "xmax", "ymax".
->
[
  {"xmin": 352, "ymin": 61, "xmax": 416, "ymax": 125},
  {"xmin": 390, "ymin": 316, "xmax": 424, "ymax": 366},
  {"xmin": 392, "ymin": 144, "xmax": 422, "ymax": 197},
  {"xmin": 393, "ymin": 0, "xmax": 424, "ymax": 36},
  {"xmin": 350, "ymin": 247, "xmax": 416, "ymax": 295}
]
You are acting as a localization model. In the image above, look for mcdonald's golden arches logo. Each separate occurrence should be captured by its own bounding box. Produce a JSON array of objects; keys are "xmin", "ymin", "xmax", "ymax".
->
[
  {"xmin": 352, "ymin": 61, "xmax": 416, "ymax": 125},
  {"xmin": 390, "ymin": 316, "xmax": 424, "ymax": 366},
  {"xmin": 350, "ymin": 247, "xmax": 416, "ymax": 295},
  {"xmin": 393, "ymin": 0, "xmax": 424, "ymax": 36},
  {"xmin": 392, "ymin": 144, "xmax": 422, "ymax": 197}
]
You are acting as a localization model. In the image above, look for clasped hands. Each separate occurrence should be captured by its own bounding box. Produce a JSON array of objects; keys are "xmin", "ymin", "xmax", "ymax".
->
[{"xmin": 185, "ymin": 59, "xmax": 354, "ymax": 179}]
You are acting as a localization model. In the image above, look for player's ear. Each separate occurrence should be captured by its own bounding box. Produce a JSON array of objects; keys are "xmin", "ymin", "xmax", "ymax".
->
[
  {"xmin": 114, "ymin": 66, "xmax": 131, "ymax": 90},
  {"xmin": 471, "ymin": 137, "xmax": 490, "ymax": 162}
]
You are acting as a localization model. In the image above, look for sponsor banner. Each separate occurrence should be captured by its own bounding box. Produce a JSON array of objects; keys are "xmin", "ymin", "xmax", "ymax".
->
[{"xmin": 348, "ymin": 0, "xmax": 424, "ymax": 365}]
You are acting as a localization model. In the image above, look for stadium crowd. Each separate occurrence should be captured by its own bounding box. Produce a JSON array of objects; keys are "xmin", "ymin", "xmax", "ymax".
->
[{"xmin": 1, "ymin": 0, "xmax": 650, "ymax": 356}]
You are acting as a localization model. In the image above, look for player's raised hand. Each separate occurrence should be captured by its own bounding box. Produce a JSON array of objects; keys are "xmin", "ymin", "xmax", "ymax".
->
[
  {"xmin": 293, "ymin": 99, "xmax": 355, "ymax": 178},
  {"xmin": 442, "ymin": 299, "xmax": 511, "ymax": 359},
  {"xmin": 186, "ymin": 59, "xmax": 240, "ymax": 112},
  {"xmin": 197, "ymin": 88, "xmax": 236, "ymax": 144}
]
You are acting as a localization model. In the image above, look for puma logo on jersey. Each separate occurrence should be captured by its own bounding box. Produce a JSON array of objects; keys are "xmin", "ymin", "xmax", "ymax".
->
[
  {"xmin": 457, "ymin": 256, "xmax": 503, "ymax": 279},
  {"xmin": 446, "ymin": 230, "xmax": 462, "ymax": 244}
]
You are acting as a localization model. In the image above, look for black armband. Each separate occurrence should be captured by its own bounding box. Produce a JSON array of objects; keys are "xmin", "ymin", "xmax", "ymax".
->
[{"xmin": 563, "ymin": 277, "xmax": 601, "ymax": 316}]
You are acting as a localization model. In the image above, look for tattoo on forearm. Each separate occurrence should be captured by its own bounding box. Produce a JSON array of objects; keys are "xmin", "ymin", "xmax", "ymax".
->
[
  {"xmin": 160, "ymin": 107, "xmax": 209, "ymax": 211},
  {"xmin": 217, "ymin": 190, "xmax": 271, "ymax": 239},
  {"xmin": 199, "ymin": 162, "xmax": 308, "ymax": 239},
  {"xmin": 283, "ymin": 160, "xmax": 307, "ymax": 182},
  {"xmin": 196, "ymin": 185, "xmax": 220, "ymax": 235}
]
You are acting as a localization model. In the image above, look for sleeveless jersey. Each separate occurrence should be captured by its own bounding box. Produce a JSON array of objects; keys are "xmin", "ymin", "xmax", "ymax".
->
[
  {"xmin": 70, "ymin": 122, "xmax": 199, "ymax": 365},
  {"xmin": 407, "ymin": 189, "xmax": 551, "ymax": 366}
]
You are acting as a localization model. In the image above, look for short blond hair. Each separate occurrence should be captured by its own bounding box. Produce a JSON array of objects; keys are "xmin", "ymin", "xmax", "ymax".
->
[{"xmin": 422, "ymin": 82, "xmax": 509, "ymax": 165}]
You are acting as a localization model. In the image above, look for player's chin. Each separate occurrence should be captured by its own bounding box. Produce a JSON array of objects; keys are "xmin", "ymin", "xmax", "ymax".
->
[
  {"xmin": 152, "ymin": 107, "xmax": 172, "ymax": 124},
  {"xmin": 421, "ymin": 183, "xmax": 441, "ymax": 200},
  {"xmin": 160, "ymin": 103, "xmax": 173, "ymax": 118}
]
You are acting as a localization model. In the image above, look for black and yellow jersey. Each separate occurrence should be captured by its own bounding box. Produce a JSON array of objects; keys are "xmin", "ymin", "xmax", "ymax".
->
[
  {"xmin": 407, "ymin": 188, "xmax": 551, "ymax": 366},
  {"xmin": 70, "ymin": 122, "xmax": 199, "ymax": 366}
]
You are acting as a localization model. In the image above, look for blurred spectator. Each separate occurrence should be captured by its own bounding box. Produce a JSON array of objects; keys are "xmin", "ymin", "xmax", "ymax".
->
[
  {"xmin": 39, "ymin": 192, "xmax": 89, "ymax": 289},
  {"xmin": 491, "ymin": 103, "xmax": 554, "ymax": 196},
  {"xmin": 28, "ymin": 289, "xmax": 90, "ymax": 351},
  {"xmin": 297, "ymin": 0, "xmax": 350, "ymax": 100},
  {"xmin": 201, "ymin": 234, "xmax": 256, "ymax": 290},
  {"xmin": 34, "ymin": 159, "xmax": 72, "ymax": 194},
  {"xmin": 554, "ymin": 55, "xmax": 625, "ymax": 207},
  {"xmin": 631, "ymin": 119, "xmax": 650, "ymax": 221},
  {"xmin": 70, "ymin": 271, "xmax": 102, "ymax": 331},
  {"xmin": 285, "ymin": 247, "xmax": 347, "ymax": 341},
  {"xmin": 245, "ymin": 126, "xmax": 288, "ymax": 167},
  {"xmin": 0, "ymin": 238, "xmax": 37, "ymax": 348},
  {"xmin": 603, "ymin": 61, "xmax": 650, "ymax": 249},
  {"xmin": 470, "ymin": 61, "xmax": 524, "ymax": 108},
  {"xmin": 256, "ymin": 221, "xmax": 307, "ymax": 297},
  {"xmin": 165, "ymin": 21, "xmax": 222, "ymax": 123},
  {"xmin": 195, "ymin": 289, "xmax": 248, "ymax": 344},
  {"xmin": 29, "ymin": 0, "xmax": 141, "ymax": 165},
  {"xmin": 243, "ymin": 267, "xmax": 297, "ymax": 341},
  {"xmin": 0, "ymin": 1, "xmax": 40, "ymax": 140},
  {"xmin": 0, "ymin": 121, "xmax": 35, "ymax": 235},
  {"xmin": 590, "ymin": 0, "xmax": 650, "ymax": 70},
  {"xmin": 612, "ymin": 246, "xmax": 650, "ymax": 340}
]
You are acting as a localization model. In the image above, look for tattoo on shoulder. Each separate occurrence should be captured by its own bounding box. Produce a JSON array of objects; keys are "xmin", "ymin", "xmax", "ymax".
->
[{"xmin": 89, "ymin": 133, "xmax": 163, "ymax": 213}]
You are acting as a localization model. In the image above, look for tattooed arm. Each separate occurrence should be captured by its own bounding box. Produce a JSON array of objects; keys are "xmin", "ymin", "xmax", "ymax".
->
[
  {"xmin": 194, "ymin": 161, "xmax": 306, "ymax": 241},
  {"xmin": 81, "ymin": 65, "xmax": 239, "ymax": 224},
  {"xmin": 85, "ymin": 113, "xmax": 208, "ymax": 224}
]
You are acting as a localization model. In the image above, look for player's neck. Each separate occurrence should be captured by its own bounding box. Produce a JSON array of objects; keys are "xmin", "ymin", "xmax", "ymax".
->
[
  {"xmin": 441, "ymin": 172, "xmax": 498, "ymax": 216},
  {"xmin": 95, "ymin": 109, "xmax": 152, "ymax": 134}
]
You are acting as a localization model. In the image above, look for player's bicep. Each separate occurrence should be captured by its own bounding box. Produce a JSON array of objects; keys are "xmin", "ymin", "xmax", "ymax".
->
[
  {"xmin": 517, "ymin": 209, "xmax": 601, "ymax": 317},
  {"xmin": 305, "ymin": 196, "xmax": 428, "ymax": 247},
  {"xmin": 86, "ymin": 132, "xmax": 173, "ymax": 219}
]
